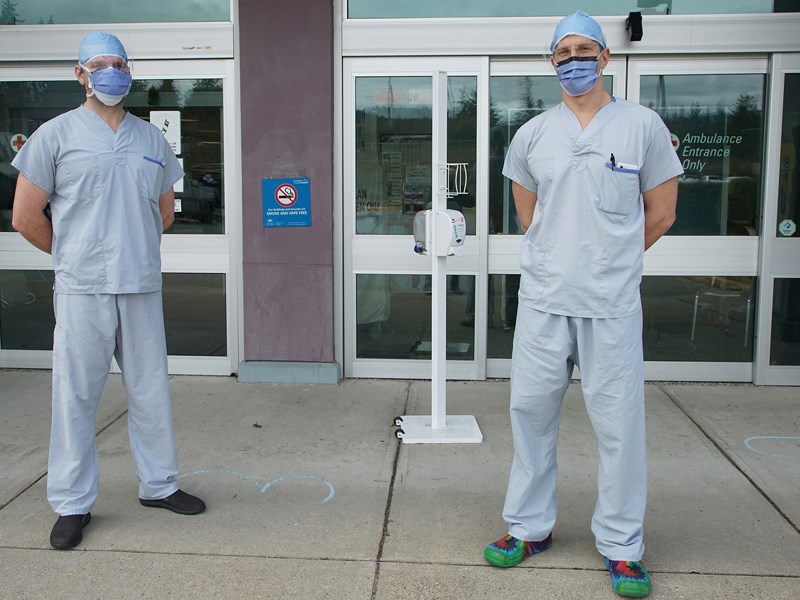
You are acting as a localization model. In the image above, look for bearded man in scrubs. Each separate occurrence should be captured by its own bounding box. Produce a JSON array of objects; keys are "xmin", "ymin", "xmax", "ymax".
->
[
  {"xmin": 482, "ymin": 12, "xmax": 682, "ymax": 598},
  {"xmin": 11, "ymin": 32, "xmax": 205, "ymax": 550}
]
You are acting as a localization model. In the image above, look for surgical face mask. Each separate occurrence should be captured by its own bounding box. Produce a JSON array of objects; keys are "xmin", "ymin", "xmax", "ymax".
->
[
  {"xmin": 82, "ymin": 65, "xmax": 132, "ymax": 106},
  {"xmin": 555, "ymin": 55, "xmax": 600, "ymax": 97}
]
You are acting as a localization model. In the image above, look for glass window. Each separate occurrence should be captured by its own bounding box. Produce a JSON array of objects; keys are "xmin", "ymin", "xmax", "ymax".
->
[
  {"xmin": 486, "ymin": 274, "xmax": 756, "ymax": 361},
  {"xmin": 162, "ymin": 273, "xmax": 227, "ymax": 356},
  {"xmin": 348, "ymin": 0, "xmax": 797, "ymax": 19},
  {"xmin": 770, "ymin": 279, "xmax": 800, "ymax": 365},
  {"xmin": 642, "ymin": 275, "xmax": 755, "ymax": 362},
  {"xmin": 355, "ymin": 76, "xmax": 477, "ymax": 235},
  {"xmin": 356, "ymin": 273, "xmax": 475, "ymax": 361},
  {"xmin": 488, "ymin": 75, "xmax": 613, "ymax": 234},
  {"xmin": 0, "ymin": 78, "xmax": 224, "ymax": 235},
  {"xmin": 355, "ymin": 76, "xmax": 431, "ymax": 236},
  {"xmin": 487, "ymin": 274, "xmax": 519, "ymax": 359},
  {"xmin": 0, "ymin": 270, "xmax": 226, "ymax": 357},
  {"xmin": 127, "ymin": 79, "xmax": 225, "ymax": 234},
  {"xmin": 447, "ymin": 77, "xmax": 477, "ymax": 235},
  {"xmin": 0, "ymin": 1, "xmax": 229, "ymax": 24},
  {"xmin": 1, "ymin": 81, "xmax": 83, "ymax": 231},
  {"xmin": 0, "ymin": 270, "xmax": 55, "ymax": 350},
  {"xmin": 777, "ymin": 73, "xmax": 799, "ymax": 238},
  {"xmin": 641, "ymin": 74, "xmax": 766, "ymax": 236}
]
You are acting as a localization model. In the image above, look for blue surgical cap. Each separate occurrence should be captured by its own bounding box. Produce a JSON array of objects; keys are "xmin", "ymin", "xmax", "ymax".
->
[
  {"xmin": 78, "ymin": 32, "xmax": 128, "ymax": 65},
  {"xmin": 550, "ymin": 11, "xmax": 606, "ymax": 53}
]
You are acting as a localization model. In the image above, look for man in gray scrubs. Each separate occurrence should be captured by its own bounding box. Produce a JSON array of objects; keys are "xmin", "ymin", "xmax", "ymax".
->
[
  {"xmin": 483, "ymin": 12, "xmax": 682, "ymax": 598},
  {"xmin": 11, "ymin": 32, "xmax": 205, "ymax": 550}
]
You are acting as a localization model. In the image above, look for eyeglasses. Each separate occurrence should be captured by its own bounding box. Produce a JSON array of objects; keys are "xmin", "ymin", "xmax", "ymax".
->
[
  {"xmin": 552, "ymin": 42, "xmax": 602, "ymax": 62},
  {"xmin": 83, "ymin": 58, "xmax": 130, "ymax": 73}
]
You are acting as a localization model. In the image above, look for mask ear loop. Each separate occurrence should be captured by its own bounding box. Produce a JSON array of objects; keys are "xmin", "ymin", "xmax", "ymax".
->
[{"xmin": 78, "ymin": 63, "xmax": 97, "ymax": 98}]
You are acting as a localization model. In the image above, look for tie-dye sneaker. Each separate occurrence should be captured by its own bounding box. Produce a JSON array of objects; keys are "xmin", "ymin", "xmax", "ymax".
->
[
  {"xmin": 483, "ymin": 532, "xmax": 552, "ymax": 568},
  {"xmin": 604, "ymin": 558, "xmax": 652, "ymax": 598}
]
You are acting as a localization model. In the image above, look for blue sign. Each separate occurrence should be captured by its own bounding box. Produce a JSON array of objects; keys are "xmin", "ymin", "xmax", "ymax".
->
[{"xmin": 262, "ymin": 177, "xmax": 311, "ymax": 228}]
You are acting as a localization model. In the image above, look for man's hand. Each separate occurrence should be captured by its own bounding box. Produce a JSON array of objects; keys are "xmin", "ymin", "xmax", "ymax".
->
[{"xmin": 11, "ymin": 174, "xmax": 53, "ymax": 254}]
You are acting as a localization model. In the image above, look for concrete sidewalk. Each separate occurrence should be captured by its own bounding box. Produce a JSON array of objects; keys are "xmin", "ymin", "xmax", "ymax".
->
[{"xmin": 1, "ymin": 370, "xmax": 798, "ymax": 599}]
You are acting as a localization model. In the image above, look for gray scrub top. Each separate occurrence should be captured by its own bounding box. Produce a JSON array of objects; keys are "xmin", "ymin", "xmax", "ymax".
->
[
  {"xmin": 12, "ymin": 106, "xmax": 183, "ymax": 294},
  {"xmin": 503, "ymin": 97, "xmax": 683, "ymax": 319}
]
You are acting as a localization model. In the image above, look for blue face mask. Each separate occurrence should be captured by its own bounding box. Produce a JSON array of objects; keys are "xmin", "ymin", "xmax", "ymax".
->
[
  {"xmin": 555, "ymin": 56, "xmax": 600, "ymax": 97},
  {"xmin": 83, "ymin": 66, "xmax": 132, "ymax": 106}
]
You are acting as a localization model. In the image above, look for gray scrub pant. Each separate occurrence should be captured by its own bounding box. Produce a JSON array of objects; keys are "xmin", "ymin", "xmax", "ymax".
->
[
  {"xmin": 502, "ymin": 305, "xmax": 647, "ymax": 561},
  {"xmin": 48, "ymin": 292, "xmax": 180, "ymax": 516}
]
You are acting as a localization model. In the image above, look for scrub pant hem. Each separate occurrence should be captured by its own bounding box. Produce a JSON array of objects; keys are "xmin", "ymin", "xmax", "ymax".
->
[{"xmin": 139, "ymin": 484, "xmax": 180, "ymax": 501}]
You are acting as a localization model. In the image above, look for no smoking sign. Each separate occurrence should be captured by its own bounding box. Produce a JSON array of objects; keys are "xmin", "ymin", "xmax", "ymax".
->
[
  {"xmin": 262, "ymin": 178, "xmax": 311, "ymax": 228},
  {"xmin": 275, "ymin": 183, "xmax": 298, "ymax": 206}
]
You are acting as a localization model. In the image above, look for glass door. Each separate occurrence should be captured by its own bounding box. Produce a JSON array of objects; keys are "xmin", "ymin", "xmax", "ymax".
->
[
  {"xmin": 0, "ymin": 60, "xmax": 240, "ymax": 375},
  {"xmin": 343, "ymin": 57, "xmax": 486, "ymax": 379},
  {"xmin": 627, "ymin": 57, "xmax": 768, "ymax": 382},
  {"xmin": 754, "ymin": 54, "xmax": 800, "ymax": 385}
]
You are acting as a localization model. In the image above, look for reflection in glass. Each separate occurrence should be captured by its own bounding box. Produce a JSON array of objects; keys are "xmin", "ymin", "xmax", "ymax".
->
[
  {"xmin": 777, "ymin": 73, "xmax": 800, "ymax": 238},
  {"xmin": 487, "ymin": 274, "xmax": 519, "ymax": 359},
  {"xmin": 349, "ymin": 1, "xmax": 797, "ymax": 18},
  {"xmin": 355, "ymin": 76, "xmax": 431, "ymax": 235},
  {"xmin": 486, "ymin": 274, "xmax": 756, "ymax": 362},
  {"xmin": 770, "ymin": 279, "xmax": 800, "ymax": 365},
  {"xmin": 355, "ymin": 76, "xmax": 478, "ymax": 235},
  {"xmin": 0, "ymin": 79, "xmax": 224, "ymax": 235},
  {"xmin": 447, "ymin": 77, "xmax": 478, "ymax": 235},
  {"xmin": 0, "ymin": 81, "xmax": 83, "ymax": 231},
  {"xmin": 488, "ymin": 75, "xmax": 612, "ymax": 234},
  {"xmin": 0, "ymin": 1, "xmax": 228, "ymax": 24},
  {"xmin": 162, "ymin": 273, "xmax": 227, "ymax": 356},
  {"xmin": 128, "ymin": 79, "xmax": 225, "ymax": 234},
  {"xmin": 0, "ymin": 270, "xmax": 226, "ymax": 357},
  {"xmin": 642, "ymin": 275, "xmax": 754, "ymax": 362},
  {"xmin": 356, "ymin": 273, "xmax": 475, "ymax": 360},
  {"xmin": 0, "ymin": 270, "xmax": 55, "ymax": 350},
  {"xmin": 641, "ymin": 74, "xmax": 765, "ymax": 236}
]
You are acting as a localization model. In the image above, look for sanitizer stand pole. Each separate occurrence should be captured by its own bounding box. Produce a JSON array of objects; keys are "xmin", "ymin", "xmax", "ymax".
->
[{"xmin": 394, "ymin": 71, "xmax": 482, "ymax": 445}]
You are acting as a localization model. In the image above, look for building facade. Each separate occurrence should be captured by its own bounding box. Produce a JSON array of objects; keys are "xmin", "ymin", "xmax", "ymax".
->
[{"xmin": 1, "ymin": 1, "xmax": 799, "ymax": 385}]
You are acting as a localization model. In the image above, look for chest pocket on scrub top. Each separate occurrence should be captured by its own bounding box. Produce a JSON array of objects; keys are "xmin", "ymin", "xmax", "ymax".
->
[
  {"xmin": 598, "ymin": 161, "xmax": 640, "ymax": 215},
  {"xmin": 138, "ymin": 154, "xmax": 166, "ymax": 202}
]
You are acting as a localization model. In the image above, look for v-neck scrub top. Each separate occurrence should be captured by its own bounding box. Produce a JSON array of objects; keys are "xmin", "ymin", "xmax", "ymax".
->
[
  {"xmin": 12, "ymin": 106, "xmax": 184, "ymax": 294},
  {"xmin": 503, "ymin": 97, "xmax": 683, "ymax": 319}
]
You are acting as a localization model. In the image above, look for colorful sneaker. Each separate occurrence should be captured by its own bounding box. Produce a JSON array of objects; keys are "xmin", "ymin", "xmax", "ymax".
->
[
  {"xmin": 604, "ymin": 558, "xmax": 652, "ymax": 598},
  {"xmin": 483, "ymin": 532, "xmax": 552, "ymax": 568}
]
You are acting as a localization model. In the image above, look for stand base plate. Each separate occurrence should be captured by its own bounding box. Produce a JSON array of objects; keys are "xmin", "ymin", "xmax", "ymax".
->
[{"xmin": 395, "ymin": 415, "xmax": 483, "ymax": 444}]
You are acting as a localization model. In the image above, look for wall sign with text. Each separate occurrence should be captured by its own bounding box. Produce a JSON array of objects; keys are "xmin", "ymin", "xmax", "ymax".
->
[{"xmin": 262, "ymin": 178, "xmax": 311, "ymax": 228}]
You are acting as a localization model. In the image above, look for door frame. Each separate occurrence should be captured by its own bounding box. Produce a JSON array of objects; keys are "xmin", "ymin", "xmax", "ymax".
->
[
  {"xmin": 754, "ymin": 53, "xmax": 800, "ymax": 385},
  {"xmin": 342, "ymin": 56, "xmax": 488, "ymax": 379}
]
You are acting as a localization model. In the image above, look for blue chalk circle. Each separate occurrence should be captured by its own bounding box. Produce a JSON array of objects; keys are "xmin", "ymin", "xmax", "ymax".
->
[
  {"xmin": 176, "ymin": 468, "xmax": 336, "ymax": 504},
  {"xmin": 743, "ymin": 436, "xmax": 800, "ymax": 459}
]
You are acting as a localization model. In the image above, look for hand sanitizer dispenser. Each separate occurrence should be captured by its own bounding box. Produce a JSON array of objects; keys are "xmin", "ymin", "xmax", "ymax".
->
[
  {"xmin": 434, "ymin": 209, "xmax": 465, "ymax": 256},
  {"xmin": 413, "ymin": 209, "xmax": 465, "ymax": 256},
  {"xmin": 413, "ymin": 210, "xmax": 431, "ymax": 255}
]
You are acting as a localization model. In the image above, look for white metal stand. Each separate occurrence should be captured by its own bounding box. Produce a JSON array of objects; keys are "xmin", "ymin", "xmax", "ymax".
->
[{"xmin": 394, "ymin": 71, "xmax": 482, "ymax": 445}]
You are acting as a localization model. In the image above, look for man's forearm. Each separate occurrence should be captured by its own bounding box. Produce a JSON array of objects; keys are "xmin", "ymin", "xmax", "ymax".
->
[{"xmin": 12, "ymin": 212, "xmax": 53, "ymax": 254}]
